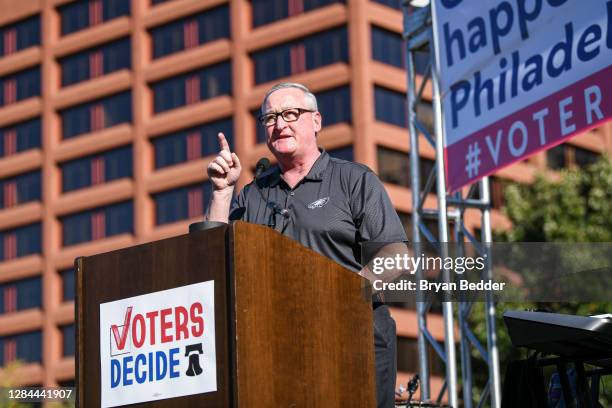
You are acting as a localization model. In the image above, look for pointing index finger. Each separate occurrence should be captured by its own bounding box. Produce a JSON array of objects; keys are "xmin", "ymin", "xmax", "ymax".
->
[{"xmin": 218, "ymin": 132, "xmax": 230, "ymax": 152}]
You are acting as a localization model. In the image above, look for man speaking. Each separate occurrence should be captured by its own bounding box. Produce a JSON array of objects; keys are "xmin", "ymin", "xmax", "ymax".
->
[{"xmin": 205, "ymin": 82, "xmax": 407, "ymax": 407}]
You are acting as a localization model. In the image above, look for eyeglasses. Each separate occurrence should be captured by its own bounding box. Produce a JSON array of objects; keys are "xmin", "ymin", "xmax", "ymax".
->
[{"xmin": 259, "ymin": 108, "xmax": 314, "ymax": 126}]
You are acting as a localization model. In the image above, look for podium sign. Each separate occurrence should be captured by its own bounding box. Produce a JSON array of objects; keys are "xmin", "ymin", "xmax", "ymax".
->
[{"xmin": 99, "ymin": 281, "xmax": 217, "ymax": 407}]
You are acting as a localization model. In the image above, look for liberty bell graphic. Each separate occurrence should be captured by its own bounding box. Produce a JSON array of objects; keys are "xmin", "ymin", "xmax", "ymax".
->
[{"xmin": 185, "ymin": 343, "xmax": 204, "ymax": 376}]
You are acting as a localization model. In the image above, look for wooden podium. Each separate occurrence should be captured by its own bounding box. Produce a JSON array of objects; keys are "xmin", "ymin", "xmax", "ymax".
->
[{"xmin": 76, "ymin": 221, "xmax": 376, "ymax": 407}]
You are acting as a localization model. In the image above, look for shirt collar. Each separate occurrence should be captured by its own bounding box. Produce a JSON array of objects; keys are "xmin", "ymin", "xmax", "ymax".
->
[
  {"xmin": 257, "ymin": 148, "xmax": 330, "ymax": 187},
  {"xmin": 304, "ymin": 148, "xmax": 329, "ymax": 181}
]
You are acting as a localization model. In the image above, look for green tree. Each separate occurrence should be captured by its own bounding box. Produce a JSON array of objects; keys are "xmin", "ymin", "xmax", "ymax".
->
[
  {"xmin": 501, "ymin": 156, "xmax": 612, "ymax": 242},
  {"xmin": 0, "ymin": 361, "xmax": 33, "ymax": 408},
  {"xmin": 469, "ymin": 156, "xmax": 612, "ymax": 406}
]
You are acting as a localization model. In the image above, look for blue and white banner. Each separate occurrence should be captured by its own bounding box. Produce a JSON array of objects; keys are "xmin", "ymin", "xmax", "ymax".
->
[{"xmin": 432, "ymin": 0, "xmax": 612, "ymax": 191}]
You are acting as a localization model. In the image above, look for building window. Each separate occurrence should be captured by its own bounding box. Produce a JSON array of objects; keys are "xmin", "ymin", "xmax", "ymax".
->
[
  {"xmin": 374, "ymin": 86, "xmax": 406, "ymax": 128},
  {"xmin": 419, "ymin": 157, "xmax": 436, "ymax": 192},
  {"xmin": 61, "ymin": 92, "xmax": 132, "ymax": 139},
  {"xmin": 61, "ymin": 324, "xmax": 75, "ymax": 357},
  {"xmin": 490, "ymin": 176, "xmax": 505, "ymax": 209},
  {"xmin": 60, "ymin": 0, "xmax": 131, "ymax": 36},
  {"xmin": 397, "ymin": 212, "xmax": 441, "ymax": 254},
  {"xmin": 317, "ymin": 86, "xmax": 351, "ymax": 125},
  {"xmin": 252, "ymin": 26, "xmax": 348, "ymax": 85},
  {"xmin": 411, "ymin": 50, "xmax": 430, "ymax": 76},
  {"xmin": 62, "ymin": 201, "xmax": 132, "ymax": 246},
  {"xmin": 374, "ymin": 88, "xmax": 432, "ymax": 131},
  {"xmin": 0, "ymin": 15, "xmax": 40, "ymax": 57},
  {"xmin": 397, "ymin": 337, "xmax": 445, "ymax": 376},
  {"xmin": 154, "ymin": 182, "xmax": 211, "ymax": 225},
  {"xmin": 153, "ymin": 119, "xmax": 233, "ymax": 169},
  {"xmin": 252, "ymin": 0, "xmax": 345, "ymax": 28},
  {"xmin": 377, "ymin": 146, "xmax": 410, "ymax": 187},
  {"xmin": 0, "ymin": 118, "xmax": 41, "ymax": 158},
  {"xmin": 61, "ymin": 145, "xmax": 132, "ymax": 192},
  {"xmin": 372, "ymin": 0, "xmax": 401, "ymax": 9},
  {"xmin": 59, "ymin": 380, "xmax": 75, "ymax": 388},
  {"xmin": 328, "ymin": 146, "xmax": 353, "ymax": 161},
  {"xmin": 416, "ymin": 101, "xmax": 434, "ymax": 135},
  {"xmin": 370, "ymin": 25, "xmax": 429, "ymax": 74},
  {"xmin": 60, "ymin": 38, "xmax": 131, "ymax": 87},
  {"xmin": 0, "ymin": 223, "xmax": 41, "ymax": 261},
  {"xmin": 152, "ymin": 62, "xmax": 231, "ymax": 113},
  {"xmin": 61, "ymin": 268, "xmax": 75, "ymax": 301},
  {"xmin": 371, "ymin": 26, "xmax": 404, "ymax": 69},
  {"xmin": 0, "ymin": 170, "xmax": 41, "ymax": 209},
  {"xmin": 0, "ymin": 67, "xmax": 40, "ymax": 107},
  {"xmin": 0, "ymin": 276, "xmax": 42, "ymax": 314},
  {"xmin": 0, "ymin": 331, "xmax": 42, "ymax": 365},
  {"xmin": 574, "ymin": 147, "xmax": 599, "ymax": 168},
  {"xmin": 151, "ymin": 5, "xmax": 230, "ymax": 59},
  {"xmin": 546, "ymin": 144, "xmax": 566, "ymax": 170},
  {"xmin": 376, "ymin": 147, "xmax": 436, "ymax": 191},
  {"xmin": 397, "ymin": 214, "xmax": 441, "ymax": 254},
  {"xmin": 546, "ymin": 144, "xmax": 600, "ymax": 169}
]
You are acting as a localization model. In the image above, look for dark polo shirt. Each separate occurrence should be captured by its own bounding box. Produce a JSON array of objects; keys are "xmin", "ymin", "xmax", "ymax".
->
[{"xmin": 231, "ymin": 150, "xmax": 407, "ymax": 272}]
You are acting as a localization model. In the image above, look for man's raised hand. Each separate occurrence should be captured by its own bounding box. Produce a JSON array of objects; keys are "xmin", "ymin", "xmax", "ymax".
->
[{"xmin": 207, "ymin": 132, "xmax": 242, "ymax": 191}]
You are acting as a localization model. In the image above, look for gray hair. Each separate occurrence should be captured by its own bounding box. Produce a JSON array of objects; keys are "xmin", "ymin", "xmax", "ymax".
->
[{"xmin": 261, "ymin": 82, "xmax": 318, "ymax": 114}]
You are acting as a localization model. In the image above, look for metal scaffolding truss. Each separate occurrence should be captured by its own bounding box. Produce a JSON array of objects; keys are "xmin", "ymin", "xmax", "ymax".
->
[{"xmin": 402, "ymin": 2, "xmax": 501, "ymax": 407}]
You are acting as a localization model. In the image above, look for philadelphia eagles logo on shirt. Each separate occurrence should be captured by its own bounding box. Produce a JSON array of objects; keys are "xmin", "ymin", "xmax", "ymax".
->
[{"xmin": 307, "ymin": 197, "xmax": 329, "ymax": 209}]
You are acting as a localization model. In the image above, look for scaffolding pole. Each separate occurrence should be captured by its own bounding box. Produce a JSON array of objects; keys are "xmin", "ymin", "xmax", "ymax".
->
[{"xmin": 402, "ymin": 2, "xmax": 501, "ymax": 407}]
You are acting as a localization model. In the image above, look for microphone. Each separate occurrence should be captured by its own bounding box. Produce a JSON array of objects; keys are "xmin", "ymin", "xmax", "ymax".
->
[
  {"xmin": 251, "ymin": 158, "xmax": 289, "ymax": 227},
  {"xmin": 268, "ymin": 202, "xmax": 290, "ymax": 218},
  {"xmin": 252, "ymin": 158, "xmax": 270, "ymax": 201}
]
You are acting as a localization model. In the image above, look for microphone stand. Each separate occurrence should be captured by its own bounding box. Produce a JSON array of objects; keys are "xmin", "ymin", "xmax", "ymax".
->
[{"xmin": 251, "ymin": 158, "xmax": 289, "ymax": 230}]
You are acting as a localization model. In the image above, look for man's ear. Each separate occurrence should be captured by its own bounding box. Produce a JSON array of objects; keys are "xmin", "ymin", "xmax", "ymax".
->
[{"xmin": 312, "ymin": 111, "xmax": 322, "ymax": 133}]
